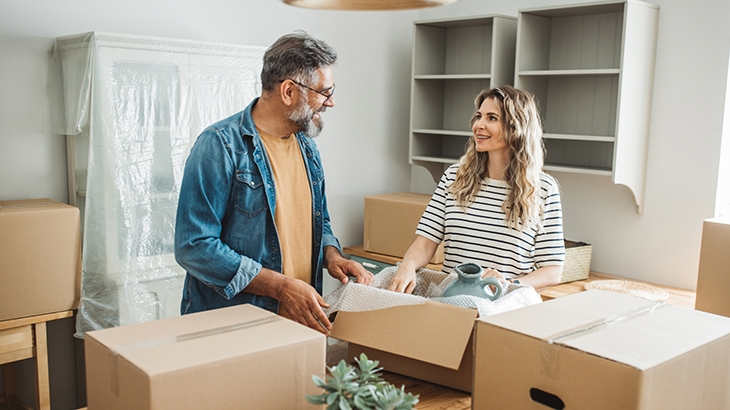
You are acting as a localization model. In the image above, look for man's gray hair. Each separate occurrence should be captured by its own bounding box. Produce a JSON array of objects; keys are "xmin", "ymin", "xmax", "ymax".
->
[{"xmin": 261, "ymin": 30, "xmax": 337, "ymax": 92}]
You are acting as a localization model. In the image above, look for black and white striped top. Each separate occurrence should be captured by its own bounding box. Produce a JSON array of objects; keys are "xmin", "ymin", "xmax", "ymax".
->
[{"xmin": 416, "ymin": 164, "xmax": 565, "ymax": 279}]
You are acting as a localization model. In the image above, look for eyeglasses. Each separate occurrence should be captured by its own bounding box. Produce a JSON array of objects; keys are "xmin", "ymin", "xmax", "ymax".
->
[{"xmin": 287, "ymin": 79, "xmax": 335, "ymax": 104}]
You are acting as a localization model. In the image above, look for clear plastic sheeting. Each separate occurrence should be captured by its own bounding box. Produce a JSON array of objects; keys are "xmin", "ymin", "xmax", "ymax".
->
[
  {"xmin": 47, "ymin": 32, "xmax": 265, "ymax": 337},
  {"xmin": 324, "ymin": 267, "xmax": 543, "ymax": 319}
]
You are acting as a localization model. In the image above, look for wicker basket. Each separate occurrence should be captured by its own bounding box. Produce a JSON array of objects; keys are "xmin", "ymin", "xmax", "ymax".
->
[{"xmin": 559, "ymin": 240, "xmax": 592, "ymax": 284}]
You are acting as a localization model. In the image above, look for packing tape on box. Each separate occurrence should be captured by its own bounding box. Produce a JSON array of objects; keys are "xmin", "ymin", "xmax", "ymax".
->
[
  {"xmin": 539, "ymin": 301, "xmax": 665, "ymax": 379},
  {"xmin": 108, "ymin": 315, "xmax": 281, "ymax": 396}
]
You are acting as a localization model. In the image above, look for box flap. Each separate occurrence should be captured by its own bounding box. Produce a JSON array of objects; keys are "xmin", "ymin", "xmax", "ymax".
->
[
  {"xmin": 331, "ymin": 301, "xmax": 478, "ymax": 370},
  {"xmin": 481, "ymin": 290, "xmax": 730, "ymax": 370},
  {"xmin": 705, "ymin": 216, "xmax": 730, "ymax": 226}
]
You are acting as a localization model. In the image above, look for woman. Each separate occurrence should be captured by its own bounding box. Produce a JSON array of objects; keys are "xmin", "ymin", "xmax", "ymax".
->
[{"xmin": 389, "ymin": 85, "xmax": 564, "ymax": 294}]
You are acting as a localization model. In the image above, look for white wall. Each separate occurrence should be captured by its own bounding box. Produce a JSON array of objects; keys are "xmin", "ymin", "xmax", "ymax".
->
[
  {"xmin": 407, "ymin": 0, "xmax": 730, "ymax": 291},
  {"xmin": 1, "ymin": 0, "xmax": 729, "ymax": 408},
  {"xmin": 0, "ymin": 0, "xmax": 417, "ymax": 246},
  {"xmin": 4, "ymin": 0, "xmax": 727, "ymax": 290},
  {"xmin": 0, "ymin": 2, "xmax": 418, "ymax": 408}
]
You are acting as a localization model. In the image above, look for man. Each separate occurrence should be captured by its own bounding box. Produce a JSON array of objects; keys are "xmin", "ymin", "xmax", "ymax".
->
[{"xmin": 174, "ymin": 31, "xmax": 372, "ymax": 335}]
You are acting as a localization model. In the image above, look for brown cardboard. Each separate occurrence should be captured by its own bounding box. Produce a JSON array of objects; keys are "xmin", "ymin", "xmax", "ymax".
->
[
  {"xmin": 330, "ymin": 301, "xmax": 478, "ymax": 392},
  {"xmin": 473, "ymin": 290, "xmax": 730, "ymax": 410},
  {"xmin": 85, "ymin": 304, "xmax": 326, "ymax": 410},
  {"xmin": 363, "ymin": 192, "xmax": 445, "ymax": 264},
  {"xmin": 0, "ymin": 198, "xmax": 81, "ymax": 321},
  {"xmin": 696, "ymin": 217, "xmax": 730, "ymax": 317}
]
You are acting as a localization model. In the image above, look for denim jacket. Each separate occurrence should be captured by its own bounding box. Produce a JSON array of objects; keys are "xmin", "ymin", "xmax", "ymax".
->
[{"xmin": 174, "ymin": 97, "xmax": 341, "ymax": 315}]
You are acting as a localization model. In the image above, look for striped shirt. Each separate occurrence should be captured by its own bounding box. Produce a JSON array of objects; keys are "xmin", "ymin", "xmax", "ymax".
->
[{"xmin": 416, "ymin": 164, "xmax": 565, "ymax": 279}]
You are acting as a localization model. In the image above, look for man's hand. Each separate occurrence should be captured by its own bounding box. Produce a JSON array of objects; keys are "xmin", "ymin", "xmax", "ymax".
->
[
  {"xmin": 324, "ymin": 246, "xmax": 374, "ymax": 286},
  {"xmin": 246, "ymin": 268, "xmax": 332, "ymax": 335},
  {"xmin": 277, "ymin": 277, "xmax": 333, "ymax": 335}
]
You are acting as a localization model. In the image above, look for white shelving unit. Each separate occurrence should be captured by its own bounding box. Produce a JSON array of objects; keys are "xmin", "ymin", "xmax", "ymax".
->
[
  {"xmin": 515, "ymin": 0, "xmax": 659, "ymax": 213},
  {"xmin": 409, "ymin": 15, "xmax": 518, "ymax": 182}
]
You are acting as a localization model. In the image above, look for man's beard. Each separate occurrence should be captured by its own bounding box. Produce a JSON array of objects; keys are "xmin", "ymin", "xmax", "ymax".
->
[{"xmin": 289, "ymin": 98, "xmax": 325, "ymax": 138}]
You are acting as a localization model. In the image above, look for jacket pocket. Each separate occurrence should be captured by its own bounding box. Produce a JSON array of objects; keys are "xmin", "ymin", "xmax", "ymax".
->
[{"xmin": 234, "ymin": 170, "xmax": 267, "ymax": 218}]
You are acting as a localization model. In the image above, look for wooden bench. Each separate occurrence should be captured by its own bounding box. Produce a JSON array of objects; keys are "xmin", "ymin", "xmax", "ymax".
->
[{"xmin": 0, "ymin": 310, "xmax": 75, "ymax": 410}]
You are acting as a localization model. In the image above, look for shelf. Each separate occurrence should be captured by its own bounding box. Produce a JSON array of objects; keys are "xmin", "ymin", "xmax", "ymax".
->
[
  {"xmin": 543, "ymin": 138, "xmax": 614, "ymax": 172},
  {"xmin": 414, "ymin": 74, "xmax": 492, "ymax": 80},
  {"xmin": 515, "ymin": 0, "xmax": 659, "ymax": 213},
  {"xmin": 543, "ymin": 164, "xmax": 612, "ymax": 176},
  {"xmin": 413, "ymin": 129, "xmax": 472, "ymax": 137},
  {"xmin": 410, "ymin": 15, "xmax": 517, "ymax": 182},
  {"xmin": 518, "ymin": 68, "xmax": 620, "ymax": 76},
  {"xmin": 412, "ymin": 155, "xmax": 459, "ymax": 164},
  {"xmin": 544, "ymin": 133, "xmax": 615, "ymax": 142}
]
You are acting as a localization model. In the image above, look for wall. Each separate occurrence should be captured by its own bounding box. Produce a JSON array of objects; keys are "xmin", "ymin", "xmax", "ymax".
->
[
  {"xmin": 1, "ymin": 0, "xmax": 729, "ymax": 408},
  {"xmin": 0, "ymin": 1, "xmax": 417, "ymax": 408},
  {"xmin": 409, "ymin": 0, "xmax": 730, "ymax": 291}
]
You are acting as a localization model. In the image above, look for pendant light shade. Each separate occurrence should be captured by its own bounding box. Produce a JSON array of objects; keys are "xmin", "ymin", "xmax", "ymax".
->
[{"xmin": 283, "ymin": 0, "xmax": 458, "ymax": 10}]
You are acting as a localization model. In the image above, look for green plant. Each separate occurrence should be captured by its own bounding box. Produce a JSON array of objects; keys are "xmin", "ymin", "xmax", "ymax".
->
[{"xmin": 306, "ymin": 353, "xmax": 420, "ymax": 410}]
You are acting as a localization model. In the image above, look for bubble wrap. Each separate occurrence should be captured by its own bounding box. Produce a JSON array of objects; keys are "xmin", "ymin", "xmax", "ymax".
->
[{"xmin": 324, "ymin": 266, "xmax": 542, "ymax": 318}]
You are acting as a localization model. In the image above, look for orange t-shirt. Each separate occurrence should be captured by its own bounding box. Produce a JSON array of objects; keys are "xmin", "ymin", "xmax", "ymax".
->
[{"xmin": 258, "ymin": 128, "xmax": 313, "ymax": 319}]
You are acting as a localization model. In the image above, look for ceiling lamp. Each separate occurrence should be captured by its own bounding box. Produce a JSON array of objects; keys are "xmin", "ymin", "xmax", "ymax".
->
[{"xmin": 283, "ymin": 0, "xmax": 458, "ymax": 10}]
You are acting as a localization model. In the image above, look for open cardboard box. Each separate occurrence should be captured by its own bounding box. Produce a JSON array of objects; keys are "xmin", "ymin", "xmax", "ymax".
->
[
  {"xmin": 331, "ymin": 300, "xmax": 478, "ymax": 392},
  {"xmin": 327, "ymin": 268, "xmax": 542, "ymax": 393},
  {"xmin": 85, "ymin": 304, "xmax": 325, "ymax": 409},
  {"xmin": 473, "ymin": 290, "xmax": 730, "ymax": 409}
]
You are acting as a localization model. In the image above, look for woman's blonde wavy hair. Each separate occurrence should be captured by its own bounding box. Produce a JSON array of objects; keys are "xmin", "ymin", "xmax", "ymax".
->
[{"xmin": 449, "ymin": 85, "xmax": 545, "ymax": 231}]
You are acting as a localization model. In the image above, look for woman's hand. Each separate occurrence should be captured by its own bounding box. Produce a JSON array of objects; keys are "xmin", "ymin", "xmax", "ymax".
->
[
  {"xmin": 387, "ymin": 236, "xmax": 440, "ymax": 294},
  {"xmin": 388, "ymin": 264, "xmax": 418, "ymax": 294},
  {"xmin": 481, "ymin": 267, "xmax": 510, "ymax": 292}
]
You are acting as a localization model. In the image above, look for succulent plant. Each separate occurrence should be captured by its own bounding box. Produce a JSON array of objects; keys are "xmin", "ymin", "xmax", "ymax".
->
[{"xmin": 306, "ymin": 353, "xmax": 420, "ymax": 410}]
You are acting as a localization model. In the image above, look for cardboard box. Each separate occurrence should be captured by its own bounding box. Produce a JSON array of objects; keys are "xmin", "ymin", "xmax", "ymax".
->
[
  {"xmin": 0, "ymin": 198, "xmax": 81, "ymax": 321},
  {"xmin": 330, "ymin": 301, "xmax": 478, "ymax": 392},
  {"xmin": 473, "ymin": 290, "xmax": 730, "ymax": 409},
  {"xmin": 696, "ymin": 217, "xmax": 730, "ymax": 317},
  {"xmin": 363, "ymin": 192, "xmax": 444, "ymax": 264},
  {"xmin": 85, "ymin": 304, "xmax": 326, "ymax": 410}
]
